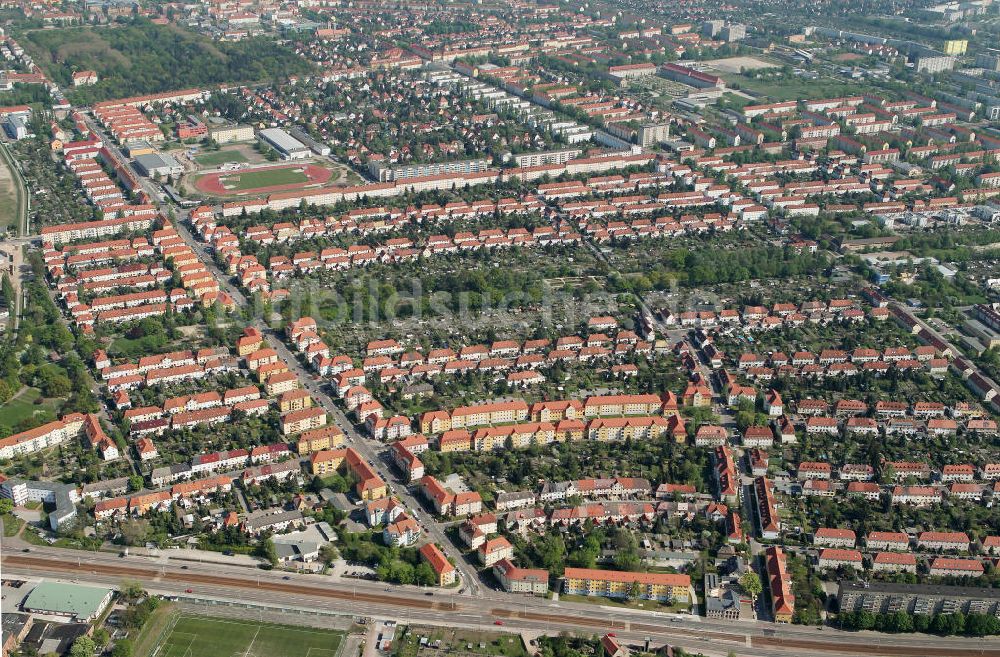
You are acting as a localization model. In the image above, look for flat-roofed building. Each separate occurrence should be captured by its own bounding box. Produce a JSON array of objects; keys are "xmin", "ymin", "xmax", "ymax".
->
[
  {"xmin": 258, "ymin": 128, "xmax": 309, "ymax": 160},
  {"xmin": 209, "ymin": 123, "xmax": 255, "ymax": 144},
  {"xmin": 22, "ymin": 582, "xmax": 113, "ymax": 622},
  {"xmin": 838, "ymin": 580, "xmax": 1000, "ymax": 616}
]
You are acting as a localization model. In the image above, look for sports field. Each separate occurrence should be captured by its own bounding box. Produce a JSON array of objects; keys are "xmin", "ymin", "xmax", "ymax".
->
[
  {"xmin": 193, "ymin": 163, "xmax": 334, "ymax": 196},
  {"xmin": 195, "ymin": 150, "xmax": 249, "ymax": 167},
  {"xmin": 152, "ymin": 614, "xmax": 343, "ymax": 657},
  {"xmin": 220, "ymin": 167, "xmax": 309, "ymax": 190}
]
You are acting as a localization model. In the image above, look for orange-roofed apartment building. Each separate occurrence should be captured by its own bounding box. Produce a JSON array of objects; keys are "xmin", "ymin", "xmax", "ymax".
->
[
  {"xmin": 281, "ymin": 407, "xmax": 327, "ymax": 436},
  {"xmin": 419, "ymin": 543, "xmax": 456, "ymax": 586},
  {"xmin": 583, "ymin": 394, "xmax": 663, "ymax": 418},
  {"xmin": 561, "ymin": 567, "xmax": 691, "ymax": 604},
  {"xmin": 296, "ymin": 426, "xmax": 344, "ymax": 454},
  {"xmin": 419, "ymin": 475, "xmax": 482, "ymax": 517},
  {"xmin": 492, "ymin": 559, "xmax": 549, "ymax": 595},
  {"xmin": 310, "ymin": 447, "xmax": 386, "ymax": 500},
  {"xmin": 0, "ymin": 413, "xmax": 87, "ymax": 460},
  {"xmin": 766, "ymin": 546, "xmax": 795, "ymax": 623},
  {"xmin": 448, "ymin": 400, "xmax": 530, "ymax": 431}
]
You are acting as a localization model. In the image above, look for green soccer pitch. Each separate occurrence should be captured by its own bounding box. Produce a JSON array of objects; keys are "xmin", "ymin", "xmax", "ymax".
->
[{"xmin": 152, "ymin": 614, "xmax": 343, "ymax": 657}]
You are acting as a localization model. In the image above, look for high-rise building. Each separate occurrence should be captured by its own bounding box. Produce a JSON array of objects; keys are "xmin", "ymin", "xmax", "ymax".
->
[
  {"xmin": 975, "ymin": 49, "xmax": 1000, "ymax": 71},
  {"xmin": 915, "ymin": 53, "xmax": 956, "ymax": 74},
  {"xmin": 702, "ymin": 20, "xmax": 724, "ymax": 38},
  {"xmin": 943, "ymin": 39, "xmax": 968, "ymax": 55},
  {"xmin": 721, "ymin": 23, "xmax": 746, "ymax": 42}
]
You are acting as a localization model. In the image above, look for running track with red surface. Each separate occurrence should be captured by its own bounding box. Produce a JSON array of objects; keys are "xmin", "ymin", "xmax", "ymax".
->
[{"xmin": 194, "ymin": 163, "xmax": 333, "ymax": 196}]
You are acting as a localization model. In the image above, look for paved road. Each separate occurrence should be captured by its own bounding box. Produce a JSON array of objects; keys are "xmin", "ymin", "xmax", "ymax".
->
[
  {"xmin": 62, "ymin": 111, "xmax": 1000, "ymax": 653},
  {"xmin": 79, "ymin": 110, "xmax": 481, "ymax": 591},
  {"xmin": 267, "ymin": 331, "xmax": 483, "ymax": 597},
  {"xmin": 165, "ymin": 195, "xmax": 484, "ymax": 597},
  {"xmin": 5, "ymin": 545, "xmax": 1000, "ymax": 657}
]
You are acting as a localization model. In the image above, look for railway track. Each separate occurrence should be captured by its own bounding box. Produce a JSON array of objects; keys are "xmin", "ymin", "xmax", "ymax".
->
[
  {"xmin": 754, "ymin": 634, "xmax": 1000, "ymax": 656},
  {"xmin": 3, "ymin": 555, "xmax": 455, "ymax": 612},
  {"xmin": 8, "ymin": 554, "xmax": 1000, "ymax": 657}
]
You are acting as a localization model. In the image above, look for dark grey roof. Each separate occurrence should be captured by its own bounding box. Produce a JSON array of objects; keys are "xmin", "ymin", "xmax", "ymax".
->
[{"xmin": 839, "ymin": 580, "xmax": 1000, "ymax": 599}]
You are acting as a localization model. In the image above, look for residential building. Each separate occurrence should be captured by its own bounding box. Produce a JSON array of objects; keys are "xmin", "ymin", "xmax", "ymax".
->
[
  {"xmin": 839, "ymin": 580, "xmax": 1000, "ymax": 616},
  {"xmin": 420, "ymin": 543, "xmax": 456, "ymax": 586},
  {"xmin": 492, "ymin": 559, "xmax": 549, "ymax": 595},
  {"xmin": 561, "ymin": 568, "xmax": 691, "ymax": 603}
]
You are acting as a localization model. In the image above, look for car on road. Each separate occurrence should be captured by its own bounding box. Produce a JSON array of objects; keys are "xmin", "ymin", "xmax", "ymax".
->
[
  {"xmin": 185, "ymin": 588, "xmax": 193, "ymax": 593},
  {"xmin": 493, "ymin": 620, "xmax": 504, "ymax": 626}
]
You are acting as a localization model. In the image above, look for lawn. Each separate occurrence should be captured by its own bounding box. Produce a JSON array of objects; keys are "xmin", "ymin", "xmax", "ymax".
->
[
  {"xmin": 2, "ymin": 514, "xmax": 22, "ymax": 537},
  {"xmin": 0, "ymin": 387, "xmax": 59, "ymax": 432},
  {"xmin": 153, "ymin": 614, "xmax": 343, "ymax": 657},
  {"xmin": 131, "ymin": 602, "xmax": 177, "ymax": 657},
  {"xmin": 723, "ymin": 75, "xmax": 871, "ymax": 102},
  {"xmin": 219, "ymin": 167, "xmax": 309, "ymax": 191},
  {"xmin": 195, "ymin": 150, "xmax": 249, "ymax": 167},
  {"xmin": 0, "ymin": 142, "xmax": 24, "ymax": 235}
]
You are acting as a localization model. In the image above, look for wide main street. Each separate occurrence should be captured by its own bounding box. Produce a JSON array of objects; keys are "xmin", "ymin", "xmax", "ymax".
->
[{"xmin": 4, "ymin": 541, "xmax": 1000, "ymax": 657}]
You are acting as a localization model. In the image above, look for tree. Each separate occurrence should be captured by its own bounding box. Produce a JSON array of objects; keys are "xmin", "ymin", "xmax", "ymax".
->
[
  {"xmin": 120, "ymin": 580, "xmax": 145, "ymax": 601},
  {"xmin": 256, "ymin": 537, "xmax": 278, "ymax": 566},
  {"xmin": 931, "ymin": 612, "xmax": 964, "ymax": 635},
  {"xmin": 127, "ymin": 475, "xmax": 144, "ymax": 493},
  {"xmin": 884, "ymin": 611, "xmax": 913, "ymax": 633},
  {"xmin": 119, "ymin": 520, "xmax": 150, "ymax": 546},
  {"xmin": 319, "ymin": 544, "xmax": 338, "ymax": 565},
  {"xmin": 93, "ymin": 628, "xmax": 110, "ymax": 647},
  {"xmin": 69, "ymin": 636, "xmax": 96, "ymax": 657},
  {"xmin": 739, "ymin": 570, "xmax": 763, "ymax": 603},
  {"xmin": 855, "ymin": 610, "xmax": 877, "ymax": 631},
  {"xmin": 415, "ymin": 562, "xmax": 436, "ymax": 587},
  {"xmin": 111, "ymin": 639, "xmax": 134, "ymax": 657},
  {"xmin": 624, "ymin": 580, "xmax": 640, "ymax": 601},
  {"xmin": 0, "ymin": 274, "xmax": 14, "ymax": 310},
  {"xmin": 965, "ymin": 613, "xmax": 1000, "ymax": 636},
  {"xmin": 0, "ymin": 497, "xmax": 13, "ymax": 515},
  {"xmin": 612, "ymin": 530, "xmax": 641, "ymax": 572}
]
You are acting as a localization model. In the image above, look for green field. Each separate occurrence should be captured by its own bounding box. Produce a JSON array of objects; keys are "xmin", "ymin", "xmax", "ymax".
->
[
  {"xmin": 0, "ymin": 142, "xmax": 26, "ymax": 235},
  {"xmin": 723, "ymin": 76, "xmax": 871, "ymax": 103},
  {"xmin": 0, "ymin": 387, "xmax": 59, "ymax": 432},
  {"xmin": 153, "ymin": 615, "xmax": 343, "ymax": 657},
  {"xmin": 219, "ymin": 167, "xmax": 310, "ymax": 191},
  {"xmin": 195, "ymin": 150, "xmax": 250, "ymax": 167}
]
